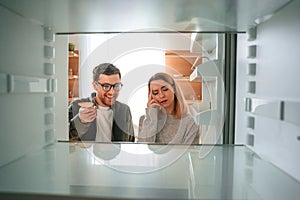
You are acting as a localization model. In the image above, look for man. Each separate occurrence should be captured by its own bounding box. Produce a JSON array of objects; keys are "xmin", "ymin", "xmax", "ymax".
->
[{"xmin": 69, "ymin": 63, "xmax": 134, "ymax": 142}]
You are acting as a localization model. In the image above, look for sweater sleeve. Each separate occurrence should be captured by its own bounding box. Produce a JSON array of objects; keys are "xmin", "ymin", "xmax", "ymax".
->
[
  {"xmin": 138, "ymin": 107, "xmax": 159, "ymax": 143},
  {"xmin": 182, "ymin": 115, "xmax": 200, "ymax": 144},
  {"xmin": 68, "ymin": 100, "xmax": 93, "ymax": 141},
  {"xmin": 125, "ymin": 105, "xmax": 135, "ymax": 142}
]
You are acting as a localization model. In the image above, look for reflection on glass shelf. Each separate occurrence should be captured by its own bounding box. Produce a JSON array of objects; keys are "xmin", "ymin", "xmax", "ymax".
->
[
  {"xmin": 72, "ymin": 143, "xmax": 191, "ymax": 173},
  {"xmin": 0, "ymin": 142, "xmax": 300, "ymax": 199}
]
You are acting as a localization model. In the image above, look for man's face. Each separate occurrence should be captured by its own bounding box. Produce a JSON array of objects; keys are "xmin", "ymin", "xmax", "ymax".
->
[{"xmin": 93, "ymin": 74, "xmax": 121, "ymax": 107}]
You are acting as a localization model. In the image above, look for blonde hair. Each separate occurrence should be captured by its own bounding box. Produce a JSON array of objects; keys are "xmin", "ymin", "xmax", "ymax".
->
[{"xmin": 148, "ymin": 72, "xmax": 189, "ymax": 119}]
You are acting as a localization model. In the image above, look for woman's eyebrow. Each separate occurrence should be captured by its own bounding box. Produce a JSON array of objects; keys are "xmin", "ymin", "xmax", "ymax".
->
[{"xmin": 152, "ymin": 85, "xmax": 168, "ymax": 90}]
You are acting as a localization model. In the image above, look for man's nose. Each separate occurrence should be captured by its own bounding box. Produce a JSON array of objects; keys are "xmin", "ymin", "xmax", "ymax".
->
[{"xmin": 106, "ymin": 87, "xmax": 116, "ymax": 94}]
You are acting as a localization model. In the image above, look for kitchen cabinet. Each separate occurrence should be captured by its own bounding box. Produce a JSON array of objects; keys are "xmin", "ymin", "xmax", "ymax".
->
[
  {"xmin": 165, "ymin": 50, "xmax": 202, "ymax": 103},
  {"xmin": 68, "ymin": 50, "xmax": 79, "ymax": 103}
]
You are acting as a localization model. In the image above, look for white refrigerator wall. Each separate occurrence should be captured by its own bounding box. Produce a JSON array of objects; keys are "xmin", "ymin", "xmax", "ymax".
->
[
  {"xmin": 0, "ymin": 6, "xmax": 51, "ymax": 166},
  {"xmin": 235, "ymin": 0, "xmax": 300, "ymax": 181},
  {"xmin": 0, "ymin": 5, "xmax": 69, "ymax": 166}
]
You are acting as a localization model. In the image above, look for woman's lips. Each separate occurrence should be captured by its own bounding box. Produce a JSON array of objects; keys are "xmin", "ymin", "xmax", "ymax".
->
[{"xmin": 159, "ymin": 100, "xmax": 168, "ymax": 105}]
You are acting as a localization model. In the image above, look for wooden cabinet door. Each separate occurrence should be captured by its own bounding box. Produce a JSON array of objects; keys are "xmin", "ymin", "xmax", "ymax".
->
[
  {"xmin": 68, "ymin": 50, "xmax": 79, "ymax": 103},
  {"xmin": 165, "ymin": 50, "xmax": 202, "ymax": 102}
]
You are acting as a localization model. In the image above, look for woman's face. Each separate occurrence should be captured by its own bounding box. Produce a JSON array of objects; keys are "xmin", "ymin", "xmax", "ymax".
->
[{"xmin": 149, "ymin": 79, "xmax": 175, "ymax": 113}]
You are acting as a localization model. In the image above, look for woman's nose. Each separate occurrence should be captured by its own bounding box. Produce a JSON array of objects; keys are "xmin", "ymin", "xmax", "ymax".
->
[{"xmin": 159, "ymin": 90, "xmax": 165, "ymax": 98}]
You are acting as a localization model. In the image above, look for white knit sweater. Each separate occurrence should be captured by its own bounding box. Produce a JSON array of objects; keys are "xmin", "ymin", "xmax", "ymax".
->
[{"xmin": 138, "ymin": 107, "xmax": 199, "ymax": 144}]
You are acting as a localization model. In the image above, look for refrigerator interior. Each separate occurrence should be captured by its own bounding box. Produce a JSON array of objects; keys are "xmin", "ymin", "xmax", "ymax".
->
[{"xmin": 0, "ymin": 0, "xmax": 299, "ymax": 191}]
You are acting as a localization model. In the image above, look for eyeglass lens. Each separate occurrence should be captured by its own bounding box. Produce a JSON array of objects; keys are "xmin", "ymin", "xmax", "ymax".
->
[{"xmin": 98, "ymin": 83, "xmax": 122, "ymax": 91}]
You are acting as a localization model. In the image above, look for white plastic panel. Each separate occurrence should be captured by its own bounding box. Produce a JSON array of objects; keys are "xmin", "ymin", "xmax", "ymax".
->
[
  {"xmin": 0, "ymin": 0, "xmax": 291, "ymax": 33},
  {"xmin": 0, "ymin": 4, "xmax": 54, "ymax": 167},
  {"xmin": 0, "ymin": 74, "xmax": 7, "ymax": 93},
  {"xmin": 236, "ymin": 0, "xmax": 300, "ymax": 182}
]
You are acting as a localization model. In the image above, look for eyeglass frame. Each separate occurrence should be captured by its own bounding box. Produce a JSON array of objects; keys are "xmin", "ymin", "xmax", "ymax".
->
[{"xmin": 95, "ymin": 81, "xmax": 123, "ymax": 92}]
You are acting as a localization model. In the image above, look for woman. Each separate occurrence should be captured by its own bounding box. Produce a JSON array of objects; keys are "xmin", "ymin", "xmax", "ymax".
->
[{"xmin": 138, "ymin": 72, "xmax": 199, "ymax": 144}]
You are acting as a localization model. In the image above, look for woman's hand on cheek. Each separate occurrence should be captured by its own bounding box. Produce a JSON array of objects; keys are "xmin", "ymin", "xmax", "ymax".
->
[{"xmin": 147, "ymin": 93, "xmax": 160, "ymax": 108}]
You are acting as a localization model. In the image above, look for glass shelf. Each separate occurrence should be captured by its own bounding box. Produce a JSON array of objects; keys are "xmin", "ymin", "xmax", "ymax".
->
[{"xmin": 0, "ymin": 142, "xmax": 299, "ymax": 199}]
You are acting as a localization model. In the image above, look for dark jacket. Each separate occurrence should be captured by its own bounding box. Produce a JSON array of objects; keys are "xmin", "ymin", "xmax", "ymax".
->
[{"xmin": 69, "ymin": 93, "xmax": 134, "ymax": 142}]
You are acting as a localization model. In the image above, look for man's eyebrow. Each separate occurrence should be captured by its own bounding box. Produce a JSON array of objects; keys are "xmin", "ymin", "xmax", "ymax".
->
[{"xmin": 98, "ymin": 81, "xmax": 120, "ymax": 84}]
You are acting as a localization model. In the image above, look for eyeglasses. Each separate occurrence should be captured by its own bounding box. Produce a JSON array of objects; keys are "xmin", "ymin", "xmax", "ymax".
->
[{"xmin": 95, "ymin": 82, "xmax": 123, "ymax": 92}]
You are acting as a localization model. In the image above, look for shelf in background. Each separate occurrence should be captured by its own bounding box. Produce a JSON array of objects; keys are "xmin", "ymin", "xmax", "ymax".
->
[
  {"xmin": 68, "ymin": 50, "xmax": 79, "ymax": 57},
  {"xmin": 68, "ymin": 75, "xmax": 78, "ymax": 79}
]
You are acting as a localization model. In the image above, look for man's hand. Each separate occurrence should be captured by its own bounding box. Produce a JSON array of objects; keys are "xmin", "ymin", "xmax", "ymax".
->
[{"xmin": 78, "ymin": 106, "xmax": 97, "ymax": 123}]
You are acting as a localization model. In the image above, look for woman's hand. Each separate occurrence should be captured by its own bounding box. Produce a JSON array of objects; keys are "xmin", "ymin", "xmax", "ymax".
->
[{"xmin": 147, "ymin": 93, "xmax": 160, "ymax": 108}]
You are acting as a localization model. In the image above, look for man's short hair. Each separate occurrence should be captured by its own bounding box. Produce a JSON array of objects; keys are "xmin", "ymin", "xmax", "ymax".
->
[{"xmin": 93, "ymin": 63, "xmax": 121, "ymax": 82}]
